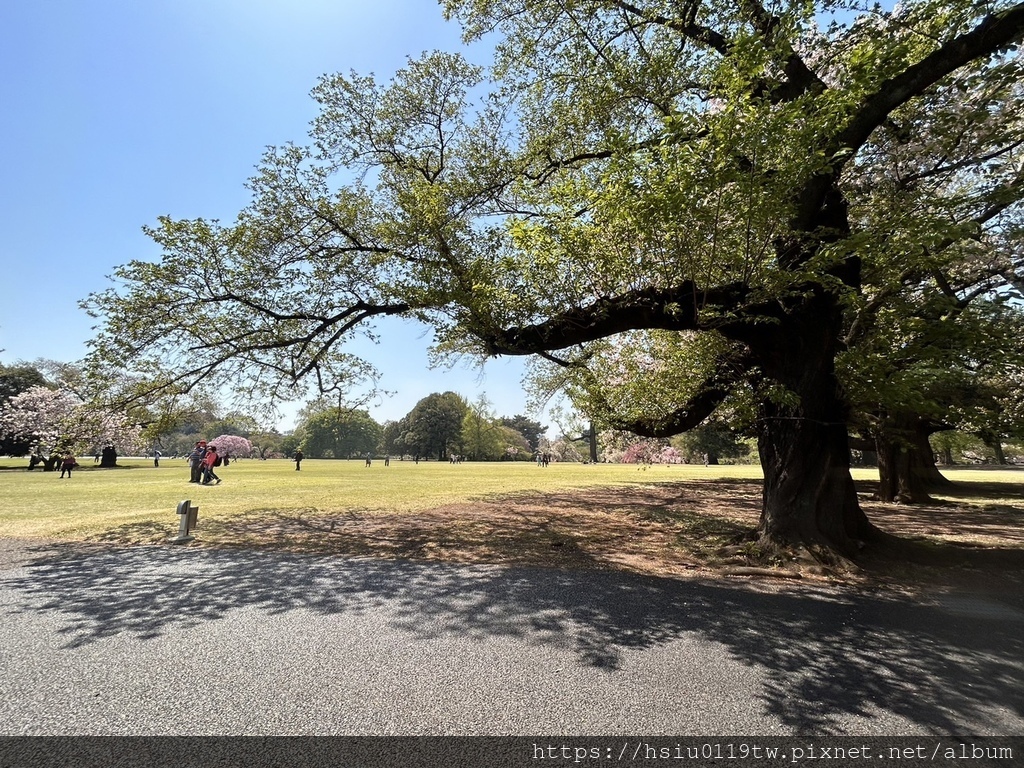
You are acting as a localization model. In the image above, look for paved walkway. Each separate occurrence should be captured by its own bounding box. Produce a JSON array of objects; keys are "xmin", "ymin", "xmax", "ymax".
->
[{"xmin": 0, "ymin": 539, "xmax": 1022, "ymax": 735}]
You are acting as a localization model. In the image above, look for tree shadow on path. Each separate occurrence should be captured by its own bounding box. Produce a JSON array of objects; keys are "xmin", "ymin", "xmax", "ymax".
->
[{"xmin": 2, "ymin": 541, "xmax": 1022, "ymax": 735}]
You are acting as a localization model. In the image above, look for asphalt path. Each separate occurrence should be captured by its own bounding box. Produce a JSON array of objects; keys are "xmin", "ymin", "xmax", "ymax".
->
[{"xmin": 0, "ymin": 538, "xmax": 1022, "ymax": 736}]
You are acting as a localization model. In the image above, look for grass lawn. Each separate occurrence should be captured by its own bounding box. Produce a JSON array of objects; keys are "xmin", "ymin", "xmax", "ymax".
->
[
  {"xmin": 1, "ymin": 458, "xmax": 1021, "ymax": 586},
  {"xmin": 0, "ymin": 457, "xmax": 761, "ymax": 540}
]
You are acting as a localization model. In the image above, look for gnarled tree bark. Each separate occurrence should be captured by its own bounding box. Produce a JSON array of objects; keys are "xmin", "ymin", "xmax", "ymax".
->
[
  {"xmin": 875, "ymin": 416, "xmax": 953, "ymax": 503},
  {"xmin": 743, "ymin": 291, "xmax": 877, "ymax": 559}
]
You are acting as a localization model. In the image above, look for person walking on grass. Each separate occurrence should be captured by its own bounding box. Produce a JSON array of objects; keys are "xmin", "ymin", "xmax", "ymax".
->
[
  {"xmin": 59, "ymin": 453, "xmax": 77, "ymax": 479},
  {"xmin": 201, "ymin": 445, "xmax": 222, "ymax": 485},
  {"xmin": 188, "ymin": 441, "xmax": 206, "ymax": 483},
  {"xmin": 294, "ymin": 449, "xmax": 304, "ymax": 471}
]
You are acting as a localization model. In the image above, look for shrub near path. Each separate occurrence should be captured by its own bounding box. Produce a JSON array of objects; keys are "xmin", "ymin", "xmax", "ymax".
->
[{"xmin": 0, "ymin": 459, "xmax": 1021, "ymax": 589}]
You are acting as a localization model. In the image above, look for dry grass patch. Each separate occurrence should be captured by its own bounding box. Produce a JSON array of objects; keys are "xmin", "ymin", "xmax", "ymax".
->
[
  {"xmin": 187, "ymin": 481, "xmax": 761, "ymax": 579},
  {"xmin": 191, "ymin": 475, "xmax": 1024, "ymax": 591}
]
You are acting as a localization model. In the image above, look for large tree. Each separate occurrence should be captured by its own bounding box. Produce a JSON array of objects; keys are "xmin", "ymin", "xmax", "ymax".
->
[
  {"xmin": 672, "ymin": 421, "xmax": 752, "ymax": 466},
  {"xmin": 0, "ymin": 363, "xmax": 48, "ymax": 404},
  {"xmin": 404, "ymin": 392, "xmax": 469, "ymax": 460},
  {"xmin": 84, "ymin": 0, "xmax": 1024, "ymax": 560},
  {"xmin": 462, "ymin": 396, "xmax": 533, "ymax": 459},
  {"xmin": 828, "ymin": 42, "xmax": 1024, "ymax": 500},
  {"xmin": 0, "ymin": 386, "xmax": 142, "ymax": 464},
  {"xmin": 204, "ymin": 411, "xmax": 260, "ymax": 439},
  {"xmin": 500, "ymin": 414, "xmax": 547, "ymax": 453},
  {"xmin": 249, "ymin": 428, "xmax": 287, "ymax": 460},
  {"xmin": 381, "ymin": 417, "xmax": 412, "ymax": 457},
  {"xmin": 208, "ymin": 434, "xmax": 255, "ymax": 459},
  {"xmin": 843, "ymin": 294, "xmax": 1024, "ymax": 501},
  {"xmin": 0, "ymin": 363, "xmax": 48, "ymax": 456},
  {"xmin": 298, "ymin": 405, "xmax": 383, "ymax": 458}
]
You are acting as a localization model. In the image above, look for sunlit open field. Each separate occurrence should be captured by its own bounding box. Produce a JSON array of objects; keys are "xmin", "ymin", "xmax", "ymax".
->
[
  {"xmin": 0, "ymin": 458, "xmax": 763, "ymax": 540},
  {"xmin": 2, "ymin": 457, "xmax": 1022, "ymax": 588},
  {"xmin": 0, "ymin": 457, "xmax": 1019, "ymax": 546}
]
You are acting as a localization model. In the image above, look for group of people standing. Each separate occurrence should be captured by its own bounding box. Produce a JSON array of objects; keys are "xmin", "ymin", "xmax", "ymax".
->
[{"xmin": 188, "ymin": 441, "xmax": 225, "ymax": 485}]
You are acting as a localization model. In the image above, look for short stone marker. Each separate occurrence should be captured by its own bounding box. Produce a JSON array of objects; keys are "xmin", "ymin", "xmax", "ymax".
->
[{"xmin": 171, "ymin": 499, "xmax": 199, "ymax": 544}]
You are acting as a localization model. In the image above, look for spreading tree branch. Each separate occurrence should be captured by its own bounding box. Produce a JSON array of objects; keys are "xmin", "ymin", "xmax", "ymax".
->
[{"xmin": 482, "ymin": 281, "xmax": 749, "ymax": 355}]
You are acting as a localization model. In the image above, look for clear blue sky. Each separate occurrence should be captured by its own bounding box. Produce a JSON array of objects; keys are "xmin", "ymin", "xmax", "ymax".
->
[{"xmin": 0, "ymin": 0, "xmax": 542, "ymax": 429}]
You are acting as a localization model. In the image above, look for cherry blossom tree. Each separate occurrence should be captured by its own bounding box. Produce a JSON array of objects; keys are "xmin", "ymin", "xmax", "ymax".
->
[
  {"xmin": 0, "ymin": 386, "xmax": 142, "ymax": 467},
  {"xmin": 619, "ymin": 439, "xmax": 661, "ymax": 465},
  {"xmin": 207, "ymin": 434, "xmax": 254, "ymax": 459}
]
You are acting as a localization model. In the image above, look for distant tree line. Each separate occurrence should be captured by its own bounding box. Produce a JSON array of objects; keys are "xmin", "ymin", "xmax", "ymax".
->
[
  {"xmin": 3, "ymin": 361, "xmax": 1019, "ymax": 470},
  {"xmin": 292, "ymin": 392, "xmax": 547, "ymax": 461}
]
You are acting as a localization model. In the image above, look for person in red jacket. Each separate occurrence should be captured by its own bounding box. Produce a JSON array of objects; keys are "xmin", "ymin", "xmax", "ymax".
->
[
  {"xmin": 201, "ymin": 445, "xmax": 222, "ymax": 485},
  {"xmin": 59, "ymin": 453, "xmax": 78, "ymax": 479}
]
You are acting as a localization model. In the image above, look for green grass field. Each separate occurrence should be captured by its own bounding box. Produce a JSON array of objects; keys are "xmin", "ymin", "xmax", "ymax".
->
[
  {"xmin": 0, "ymin": 457, "xmax": 1020, "ymax": 546},
  {"xmin": 0, "ymin": 458, "xmax": 760, "ymax": 540}
]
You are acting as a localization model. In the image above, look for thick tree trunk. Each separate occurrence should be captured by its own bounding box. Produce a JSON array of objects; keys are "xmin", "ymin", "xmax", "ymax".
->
[
  {"xmin": 876, "ymin": 438, "xmax": 928, "ymax": 503},
  {"xmin": 757, "ymin": 406, "xmax": 872, "ymax": 560},
  {"xmin": 988, "ymin": 440, "xmax": 1007, "ymax": 465},
  {"xmin": 748, "ymin": 293, "xmax": 875, "ymax": 560},
  {"xmin": 912, "ymin": 429, "xmax": 953, "ymax": 488},
  {"xmin": 100, "ymin": 446, "xmax": 118, "ymax": 468},
  {"xmin": 875, "ymin": 417, "xmax": 952, "ymax": 503}
]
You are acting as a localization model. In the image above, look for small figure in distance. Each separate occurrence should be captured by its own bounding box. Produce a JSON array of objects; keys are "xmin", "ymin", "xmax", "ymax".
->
[
  {"xmin": 294, "ymin": 449, "xmax": 304, "ymax": 471},
  {"xmin": 154, "ymin": 449, "xmax": 161, "ymax": 468},
  {"xmin": 59, "ymin": 453, "xmax": 77, "ymax": 479},
  {"xmin": 384, "ymin": 454, "xmax": 390, "ymax": 467},
  {"xmin": 365, "ymin": 452, "xmax": 372, "ymax": 467}
]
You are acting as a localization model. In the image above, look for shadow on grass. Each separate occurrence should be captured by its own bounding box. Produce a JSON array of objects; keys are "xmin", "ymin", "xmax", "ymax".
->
[
  {"xmin": 77, "ymin": 475, "xmax": 1024, "ymax": 582},
  {"xmin": 934, "ymin": 481, "xmax": 1024, "ymax": 502},
  {"xmin": 0, "ymin": 464, "xmax": 142, "ymax": 473},
  {"xmin": 82, "ymin": 481, "xmax": 763, "ymax": 576},
  {"xmin": 856, "ymin": 476, "xmax": 1024, "ymax": 504},
  {"xmin": 853, "ymin": 476, "xmax": 1024, "ymax": 576},
  {"xmin": 2, "ymin": 540, "xmax": 1022, "ymax": 734}
]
